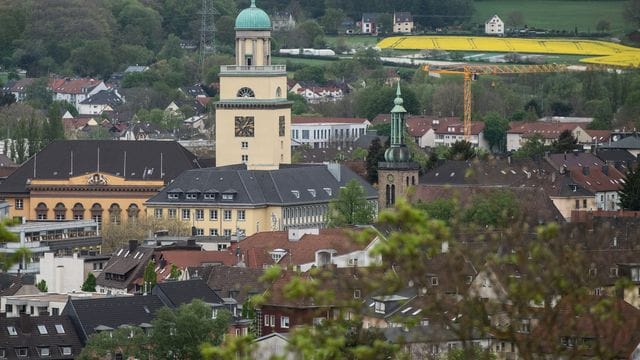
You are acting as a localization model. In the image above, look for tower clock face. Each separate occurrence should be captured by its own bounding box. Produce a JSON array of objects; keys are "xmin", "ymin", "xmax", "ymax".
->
[
  {"xmin": 235, "ymin": 116, "xmax": 255, "ymax": 137},
  {"xmin": 387, "ymin": 174, "xmax": 394, "ymax": 182}
]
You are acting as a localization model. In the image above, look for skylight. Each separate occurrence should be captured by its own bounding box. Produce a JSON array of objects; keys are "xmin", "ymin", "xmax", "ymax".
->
[
  {"xmin": 55, "ymin": 324, "xmax": 65, "ymax": 334},
  {"xmin": 37, "ymin": 325, "xmax": 48, "ymax": 335}
]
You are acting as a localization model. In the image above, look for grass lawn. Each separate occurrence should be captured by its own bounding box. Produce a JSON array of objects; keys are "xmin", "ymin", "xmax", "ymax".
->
[
  {"xmin": 473, "ymin": 0, "xmax": 629, "ymax": 35},
  {"xmin": 272, "ymin": 56, "xmax": 338, "ymax": 67},
  {"xmin": 0, "ymin": 72, "xmax": 7, "ymax": 85},
  {"xmin": 324, "ymin": 35, "xmax": 379, "ymax": 49}
]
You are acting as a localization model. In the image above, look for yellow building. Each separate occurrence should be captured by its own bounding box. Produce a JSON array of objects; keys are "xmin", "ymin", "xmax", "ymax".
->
[
  {"xmin": 144, "ymin": 164, "xmax": 378, "ymax": 238},
  {"xmin": 0, "ymin": 140, "xmax": 200, "ymax": 226},
  {"xmin": 214, "ymin": 0, "xmax": 291, "ymax": 170}
]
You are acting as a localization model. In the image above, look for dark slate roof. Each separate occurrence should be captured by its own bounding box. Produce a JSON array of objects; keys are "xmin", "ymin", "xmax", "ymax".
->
[
  {"xmin": 362, "ymin": 13, "xmax": 380, "ymax": 23},
  {"xmin": 96, "ymin": 245, "xmax": 154, "ymax": 291},
  {"xmin": 394, "ymin": 12, "xmax": 413, "ymax": 23},
  {"xmin": 147, "ymin": 164, "xmax": 377, "ymax": 206},
  {"xmin": 0, "ymin": 140, "xmax": 200, "ymax": 194},
  {"xmin": 79, "ymin": 90, "xmax": 123, "ymax": 106},
  {"xmin": 65, "ymin": 295, "xmax": 165, "ymax": 342},
  {"xmin": 194, "ymin": 265, "xmax": 266, "ymax": 304},
  {"xmin": 180, "ymin": 85, "xmax": 207, "ymax": 98},
  {"xmin": 600, "ymin": 134, "xmax": 640, "ymax": 150},
  {"xmin": 595, "ymin": 149, "xmax": 638, "ymax": 163},
  {"xmin": 0, "ymin": 315, "xmax": 83, "ymax": 360},
  {"xmin": 153, "ymin": 279, "xmax": 223, "ymax": 308}
]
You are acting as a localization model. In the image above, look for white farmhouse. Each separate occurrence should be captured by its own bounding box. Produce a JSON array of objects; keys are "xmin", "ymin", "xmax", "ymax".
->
[{"xmin": 485, "ymin": 14, "xmax": 504, "ymax": 35}]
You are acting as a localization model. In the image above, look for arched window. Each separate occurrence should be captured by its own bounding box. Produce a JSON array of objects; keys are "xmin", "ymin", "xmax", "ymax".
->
[
  {"xmin": 36, "ymin": 203, "xmax": 48, "ymax": 220},
  {"xmin": 236, "ymin": 87, "xmax": 255, "ymax": 98},
  {"xmin": 91, "ymin": 203, "xmax": 103, "ymax": 228},
  {"xmin": 406, "ymin": 177, "xmax": 409, "ymax": 187},
  {"xmin": 72, "ymin": 203, "xmax": 85, "ymax": 220},
  {"xmin": 127, "ymin": 204, "xmax": 140, "ymax": 219},
  {"xmin": 109, "ymin": 204, "xmax": 121, "ymax": 224},
  {"xmin": 391, "ymin": 184, "xmax": 396, "ymax": 205},
  {"xmin": 276, "ymin": 87, "xmax": 282, "ymax": 98},
  {"xmin": 54, "ymin": 203, "xmax": 67, "ymax": 221},
  {"xmin": 412, "ymin": 176, "xmax": 416, "ymax": 185},
  {"xmin": 385, "ymin": 185, "xmax": 391, "ymax": 207}
]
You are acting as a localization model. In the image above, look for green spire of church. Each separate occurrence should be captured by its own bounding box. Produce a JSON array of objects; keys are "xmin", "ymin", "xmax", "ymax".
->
[{"xmin": 384, "ymin": 82, "xmax": 411, "ymax": 163}]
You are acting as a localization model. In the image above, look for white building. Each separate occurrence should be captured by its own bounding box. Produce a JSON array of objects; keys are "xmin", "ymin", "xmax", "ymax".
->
[
  {"xmin": 49, "ymin": 78, "xmax": 109, "ymax": 109},
  {"xmin": 361, "ymin": 13, "xmax": 378, "ymax": 34},
  {"xmin": 76, "ymin": 89, "xmax": 124, "ymax": 115},
  {"xmin": 433, "ymin": 119, "xmax": 489, "ymax": 150},
  {"xmin": 393, "ymin": 12, "xmax": 414, "ymax": 34},
  {"xmin": 291, "ymin": 117, "xmax": 370, "ymax": 148},
  {"xmin": 1, "ymin": 292, "xmax": 109, "ymax": 317},
  {"xmin": 36, "ymin": 252, "xmax": 108, "ymax": 294},
  {"xmin": 485, "ymin": 15, "xmax": 504, "ymax": 35}
]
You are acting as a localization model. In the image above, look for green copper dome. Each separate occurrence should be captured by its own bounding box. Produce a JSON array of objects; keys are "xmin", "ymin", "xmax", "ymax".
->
[{"xmin": 235, "ymin": 0, "xmax": 272, "ymax": 30}]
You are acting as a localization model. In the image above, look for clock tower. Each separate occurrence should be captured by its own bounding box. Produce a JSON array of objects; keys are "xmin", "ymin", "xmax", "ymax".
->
[
  {"xmin": 215, "ymin": 0, "xmax": 291, "ymax": 170},
  {"xmin": 378, "ymin": 82, "xmax": 419, "ymax": 209}
]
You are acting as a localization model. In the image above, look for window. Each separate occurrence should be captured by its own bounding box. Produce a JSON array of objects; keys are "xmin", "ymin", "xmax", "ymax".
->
[
  {"xmin": 237, "ymin": 210, "xmax": 245, "ymax": 221},
  {"xmin": 610, "ymin": 267, "xmax": 619, "ymax": 277},
  {"xmin": 353, "ymin": 289, "xmax": 361, "ymax": 299},
  {"xmin": 279, "ymin": 116, "xmax": 285, "ymax": 137},
  {"xmin": 4, "ymin": 304, "xmax": 12, "ymax": 313},
  {"xmin": 168, "ymin": 193, "xmax": 179, "ymax": 199},
  {"xmin": 223, "ymin": 210, "xmax": 232, "ymax": 221},
  {"xmin": 223, "ymin": 229, "xmax": 232, "ymax": 237},
  {"xmin": 374, "ymin": 301, "xmax": 385, "ymax": 314},
  {"xmin": 38, "ymin": 347, "xmax": 50, "ymax": 357},
  {"xmin": 204, "ymin": 193, "xmax": 215, "ymax": 200},
  {"xmin": 195, "ymin": 209, "xmax": 204, "ymax": 221},
  {"xmin": 7, "ymin": 326, "xmax": 17, "ymax": 336},
  {"xmin": 15, "ymin": 348, "xmax": 27, "ymax": 357},
  {"xmin": 168, "ymin": 209, "xmax": 177, "ymax": 219},
  {"xmin": 51, "ymin": 308, "xmax": 59, "ymax": 316},
  {"xmin": 0, "ymin": 349, "xmax": 5, "ymax": 358},
  {"xmin": 37, "ymin": 325, "xmax": 48, "ymax": 334},
  {"xmin": 280, "ymin": 316, "xmax": 290, "ymax": 328},
  {"xmin": 210, "ymin": 210, "xmax": 218, "ymax": 220},
  {"xmin": 241, "ymin": 141, "xmax": 248, "ymax": 149},
  {"xmin": 302, "ymin": 130, "xmax": 309, "ymax": 139},
  {"xmin": 595, "ymin": 287, "xmax": 603, "ymax": 296},
  {"xmin": 431, "ymin": 277, "xmax": 439, "ymax": 286},
  {"xmin": 186, "ymin": 193, "xmax": 197, "ymax": 200},
  {"xmin": 241, "ymin": 154, "xmax": 248, "ymax": 163},
  {"xmin": 182, "ymin": 209, "xmax": 191, "ymax": 220},
  {"xmin": 14, "ymin": 199, "xmax": 23, "ymax": 210},
  {"xmin": 195, "ymin": 228, "xmax": 204, "ymax": 236},
  {"xmin": 583, "ymin": 199, "xmax": 588, "ymax": 208},
  {"xmin": 222, "ymin": 194, "xmax": 234, "ymax": 200},
  {"xmin": 60, "ymin": 347, "xmax": 72, "ymax": 356},
  {"xmin": 236, "ymin": 87, "xmax": 255, "ymax": 98},
  {"xmin": 55, "ymin": 324, "xmax": 65, "ymax": 334},
  {"xmin": 520, "ymin": 319, "xmax": 530, "ymax": 333},
  {"xmin": 264, "ymin": 314, "xmax": 269, "ymax": 325},
  {"xmin": 210, "ymin": 229, "xmax": 219, "ymax": 236},
  {"xmin": 154, "ymin": 208, "xmax": 163, "ymax": 219},
  {"xmin": 575, "ymin": 200, "xmax": 580, "ymax": 209}
]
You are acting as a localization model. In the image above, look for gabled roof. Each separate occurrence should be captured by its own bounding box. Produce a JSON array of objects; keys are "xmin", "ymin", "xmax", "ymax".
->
[
  {"xmin": 600, "ymin": 133, "xmax": 640, "ymax": 150},
  {"xmin": 194, "ymin": 265, "xmax": 266, "ymax": 304},
  {"xmin": 240, "ymin": 227, "xmax": 376, "ymax": 268},
  {"xmin": 96, "ymin": 245, "xmax": 154, "ymax": 290},
  {"xmin": 2, "ymin": 78, "xmax": 36, "ymax": 93},
  {"xmin": 0, "ymin": 140, "xmax": 200, "ymax": 194},
  {"xmin": 153, "ymin": 279, "xmax": 223, "ymax": 308},
  {"xmin": 508, "ymin": 121, "xmax": 583, "ymax": 139},
  {"xmin": 362, "ymin": 13, "xmax": 380, "ymax": 23},
  {"xmin": 0, "ymin": 315, "xmax": 83, "ymax": 359},
  {"xmin": 394, "ymin": 12, "xmax": 413, "ymax": 23},
  {"xmin": 79, "ymin": 90, "xmax": 123, "ymax": 107},
  {"xmin": 49, "ymin": 78, "xmax": 103, "ymax": 95},
  {"xmin": 158, "ymin": 250, "xmax": 239, "ymax": 271},
  {"xmin": 66, "ymin": 295, "xmax": 165, "ymax": 341},
  {"xmin": 434, "ymin": 119, "xmax": 485, "ymax": 135},
  {"xmin": 595, "ymin": 149, "xmax": 637, "ymax": 164}
]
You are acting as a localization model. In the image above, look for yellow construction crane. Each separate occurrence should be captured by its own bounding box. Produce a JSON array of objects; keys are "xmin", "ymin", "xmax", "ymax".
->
[{"xmin": 422, "ymin": 63, "xmax": 573, "ymax": 140}]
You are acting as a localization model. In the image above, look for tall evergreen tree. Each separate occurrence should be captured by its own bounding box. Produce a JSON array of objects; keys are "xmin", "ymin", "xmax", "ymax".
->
[
  {"xmin": 81, "ymin": 273, "xmax": 97, "ymax": 292},
  {"xmin": 620, "ymin": 166, "xmax": 640, "ymax": 211},
  {"xmin": 327, "ymin": 179, "xmax": 375, "ymax": 226}
]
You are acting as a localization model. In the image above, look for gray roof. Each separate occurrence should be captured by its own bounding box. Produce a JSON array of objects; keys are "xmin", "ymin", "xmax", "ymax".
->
[
  {"xmin": 394, "ymin": 12, "xmax": 413, "ymax": 23},
  {"xmin": 596, "ymin": 149, "xmax": 638, "ymax": 163},
  {"xmin": 152, "ymin": 279, "xmax": 223, "ymax": 308},
  {"xmin": 79, "ymin": 90, "xmax": 123, "ymax": 106},
  {"xmin": 147, "ymin": 164, "xmax": 377, "ymax": 206},
  {"xmin": 600, "ymin": 134, "xmax": 640, "ymax": 150}
]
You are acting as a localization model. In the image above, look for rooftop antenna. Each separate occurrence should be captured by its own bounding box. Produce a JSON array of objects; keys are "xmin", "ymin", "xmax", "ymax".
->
[
  {"xmin": 97, "ymin": 147, "xmax": 100, "ymax": 173},
  {"xmin": 160, "ymin": 152, "xmax": 164, "ymax": 179},
  {"xmin": 124, "ymin": 151, "xmax": 127, "ymax": 178},
  {"xmin": 70, "ymin": 150, "xmax": 73, "ymax": 176}
]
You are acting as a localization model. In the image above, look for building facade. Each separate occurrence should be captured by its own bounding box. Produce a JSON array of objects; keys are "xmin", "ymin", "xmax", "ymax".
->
[
  {"xmin": 485, "ymin": 15, "xmax": 504, "ymax": 35},
  {"xmin": 291, "ymin": 117, "xmax": 370, "ymax": 148},
  {"xmin": 215, "ymin": 0, "xmax": 291, "ymax": 170},
  {"xmin": 393, "ymin": 12, "xmax": 414, "ymax": 33}
]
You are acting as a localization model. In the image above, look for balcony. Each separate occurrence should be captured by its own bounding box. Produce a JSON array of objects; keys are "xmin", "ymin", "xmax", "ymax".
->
[{"xmin": 220, "ymin": 65, "xmax": 286, "ymax": 75}]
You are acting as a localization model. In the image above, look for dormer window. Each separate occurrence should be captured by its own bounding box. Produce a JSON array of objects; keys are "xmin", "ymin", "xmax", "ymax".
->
[
  {"xmin": 186, "ymin": 190, "xmax": 200, "ymax": 200},
  {"xmin": 291, "ymin": 190, "xmax": 300, "ymax": 199},
  {"xmin": 307, "ymin": 189, "xmax": 316, "ymax": 197},
  {"xmin": 204, "ymin": 193, "xmax": 215, "ymax": 200},
  {"xmin": 431, "ymin": 277, "xmax": 439, "ymax": 286},
  {"xmin": 222, "ymin": 194, "xmax": 234, "ymax": 200},
  {"xmin": 221, "ymin": 189, "xmax": 237, "ymax": 201},
  {"xmin": 323, "ymin": 187, "xmax": 332, "ymax": 196},
  {"xmin": 168, "ymin": 188, "xmax": 183, "ymax": 199},
  {"xmin": 374, "ymin": 301, "xmax": 385, "ymax": 314},
  {"xmin": 270, "ymin": 249, "xmax": 287, "ymax": 263}
]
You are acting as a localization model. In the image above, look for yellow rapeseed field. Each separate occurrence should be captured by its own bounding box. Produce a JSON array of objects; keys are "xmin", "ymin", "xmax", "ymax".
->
[{"xmin": 377, "ymin": 36, "xmax": 640, "ymax": 67}]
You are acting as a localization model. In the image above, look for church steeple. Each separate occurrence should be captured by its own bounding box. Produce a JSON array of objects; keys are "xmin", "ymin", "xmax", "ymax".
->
[{"xmin": 384, "ymin": 81, "xmax": 412, "ymax": 163}]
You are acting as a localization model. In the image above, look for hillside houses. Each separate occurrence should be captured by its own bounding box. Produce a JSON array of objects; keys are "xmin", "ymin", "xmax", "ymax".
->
[{"xmin": 507, "ymin": 121, "xmax": 610, "ymax": 151}]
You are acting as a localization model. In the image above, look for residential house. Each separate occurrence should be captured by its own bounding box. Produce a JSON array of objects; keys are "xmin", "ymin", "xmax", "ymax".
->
[
  {"xmin": 124, "ymin": 65, "xmax": 149, "ymax": 73},
  {"xmin": 49, "ymin": 78, "xmax": 109, "ymax": 109},
  {"xmin": 1, "ymin": 78, "xmax": 36, "ymax": 102},
  {"xmin": 64, "ymin": 294, "xmax": 165, "ymax": 343},
  {"xmin": 546, "ymin": 152, "xmax": 625, "ymax": 211},
  {"xmin": 145, "ymin": 163, "xmax": 378, "ymax": 237},
  {"xmin": 600, "ymin": 133, "xmax": 640, "ymax": 157},
  {"xmin": 289, "ymin": 81, "xmax": 346, "ymax": 104},
  {"xmin": 238, "ymin": 227, "xmax": 381, "ymax": 271},
  {"xmin": 179, "ymin": 84, "xmax": 208, "ymax": 98},
  {"xmin": 259, "ymin": 267, "xmax": 364, "ymax": 337},
  {"xmin": 0, "ymin": 314, "xmax": 83, "ymax": 359},
  {"xmin": 291, "ymin": 116, "xmax": 370, "ymax": 148},
  {"xmin": 189, "ymin": 265, "xmax": 266, "ymax": 310},
  {"xmin": 271, "ymin": 12, "xmax": 296, "ymax": 32},
  {"xmin": 485, "ymin": 14, "xmax": 504, "ymax": 35},
  {"xmin": 595, "ymin": 149, "xmax": 637, "ymax": 168},
  {"xmin": 435, "ymin": 119, "xmax": 489, "ymax": 149},
  {"xmin": 360, "ymin": 13, "xmax": 380, "ymax": 34},
  {"xmin": 384, "ymin": 68, "xmax": 401, "ymax": 86},
  {"xmin": 393, "ymin": 12, "xmax": 414, "ymax": 33},
  {"xmin": 76, "ymin": 89, "xmax": 124, "ymax": 115},
  {"xmin": 506, "ymin": 121, "xmax": 591, "ymax": 151},
  {"xmin": 253, "ymin": 333, "xmax": 296, "ymax": 360},
  {"xmin": 95, "ymin": 241, "xmax": 155, "ymax": 295},
  {"xmin": 0, "ymin": 140, "xmax": 200, "ymax": 224}
]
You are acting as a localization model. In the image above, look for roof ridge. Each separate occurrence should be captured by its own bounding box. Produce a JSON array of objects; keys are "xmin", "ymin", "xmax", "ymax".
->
[
  {"xmin": 268, "ymin": 170, "xmax": 285, "ymax": 203},
  {"xmin": 238, "ymin": 170, "xmax": 255, "ymax": 203}
]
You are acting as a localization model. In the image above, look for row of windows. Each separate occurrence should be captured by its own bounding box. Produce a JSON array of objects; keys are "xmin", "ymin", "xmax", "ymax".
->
[
  {"xmin": 292, "ymin": 127, "xmax": 366, "ymax": 140},
  {"xmin": 263, "ymin": 314, "xmax": 289, "ymax": 328},
  {"xmin": 168, "ymin": 192, "xmax": 236, "ymax": 201},
  {"xmin": 154, "ymin": 209, "xmax": 245, "ymax": 221},
  {"xmin": 191, "ymin": 228, "xmax": 237, "ymax": 237},
  {"xmin": 0, "ymin": 346, "xmax": 72, "ymax": 358}
]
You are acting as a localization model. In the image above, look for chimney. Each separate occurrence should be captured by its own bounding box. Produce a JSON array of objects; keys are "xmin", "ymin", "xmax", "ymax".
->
[
  {"xmin": 128, "ymin": 240, "xmax": 139, "ymax": 252},
  {"xmin": 602, "ymin": 165, "xmax": 609, "ymax": 176},
  {"xmin": 582, "ymin": 166, "xmax": 590, "ymax": 176},
  {"xmin": 19, "ymin": 313, "xmax": 31, "ymax": 334}
]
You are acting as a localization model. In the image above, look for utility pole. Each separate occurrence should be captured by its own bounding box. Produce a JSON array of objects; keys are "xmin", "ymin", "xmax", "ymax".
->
[{"xmin": 199, "ymin": 0, "xmax": 217, "ymax": 82}]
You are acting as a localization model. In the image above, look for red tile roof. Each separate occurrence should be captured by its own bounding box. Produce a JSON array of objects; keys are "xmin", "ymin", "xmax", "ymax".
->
[
  {"xmin": 49, "ymin": 78, "xmax": 103, "ymax": 95},
  {"xmin": 508, "ymin": 121, "xmax": 583, "ymax": 139},
  {"xmin": 159, "ymin": 250, "xmax": 239, "ymax": 269},
  {"xmin": 433, "ymin": 118, "xmax": 485, "ymax": 135},
  {"xmin": 292, "ymin": 116, "xmax": 369, "ymax": 125},
  {"xmin": 584, "ymin": 129, "xmax": 612, "ymax": 142},
  {"xmin": 239, "ymin": 228, "xmax": 374, "ymax": 269}
]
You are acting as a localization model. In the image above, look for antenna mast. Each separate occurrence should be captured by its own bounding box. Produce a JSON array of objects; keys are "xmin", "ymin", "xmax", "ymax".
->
[{"xmin": 199, "ymin": 0, "xmax": 217, "ymax": 81}]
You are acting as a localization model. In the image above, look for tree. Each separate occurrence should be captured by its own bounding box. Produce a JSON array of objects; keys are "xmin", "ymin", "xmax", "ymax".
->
[
  {"xmin": 463, "ymin": 190, "xmax": 520, "ymax": 228},
  {"xmin": 151, "ymin": 300, "xmax": 231, "ymax": 360},
  {"xmin": 327, "ymin": 179, "xmax": 375, "ymax": 226},
  {"xmin": 100, "ymin": 216, "xmax": 190, "ymax": 252},
  {"xmin": 25, "ymin": 79, "xmax": 53, "ymax": 110},
  {"xmin": 68, "ymin": 39, "xmax": 114, "ymax": 78},
  {"xmin": 81, "ymin": 273, "xmax": 97, "ymax": 292},
  {"xmin": 169, "ymin": 264, "xmax": 182, "ymax": 280},
  {"xmin": 620, "ymin": 166, "xmax": 640, "ymax": 210},
  {"xmin": 158, "ymin": 34, "xmax": 184, "ymax": 60},
  {"xmin": 514, "ymin": 134, "xmax": 545, "ymax": 159},
  {"xmin": 416, "ymin": 198, "xmax": 457, "ymax": 224},
  {"xmin": 507, "ymin": 11, "xmax": 525, "ymax": 28},
  {"xmin": 143, "ymin": 260, "xmax": 157, "ymax": 294},
  {"xmin": 483, "ymin": 112, "xmax": 509, "ymax": 152},
  {"xmin": 625, "ymin": 0, "xmax": 640, "ymax": 29},
  {"xmin": 294, "ymin": 65, "xmax": 326, "ymax": 84},
  {"xmin": 596, "ymin": 19, "xmax": 611, "ymax": 32},
  {"xmin": 78, "ymin": 326, "xmax": 149, "ymax": 360},
  {"xmin": 449, "ymin": 140, "xmax": 475, "ymax": 161},
  {"xmin": 0, "ymin": 92, "xmax": 16, "ymax": 107},
  {"xmin": 365, "ymin": 137, "xmax": 386, "ymax": 183},
  {"xmin": 36, "ymin": 279, "xmax": 48, "ymax": 292},
  {"xmin": 320, "ymin": 8, "xmax": 346, "ymax": 35},
  {"xmin": 551, "ymin": 129, "xmax": 578, "ymax": 153}
]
